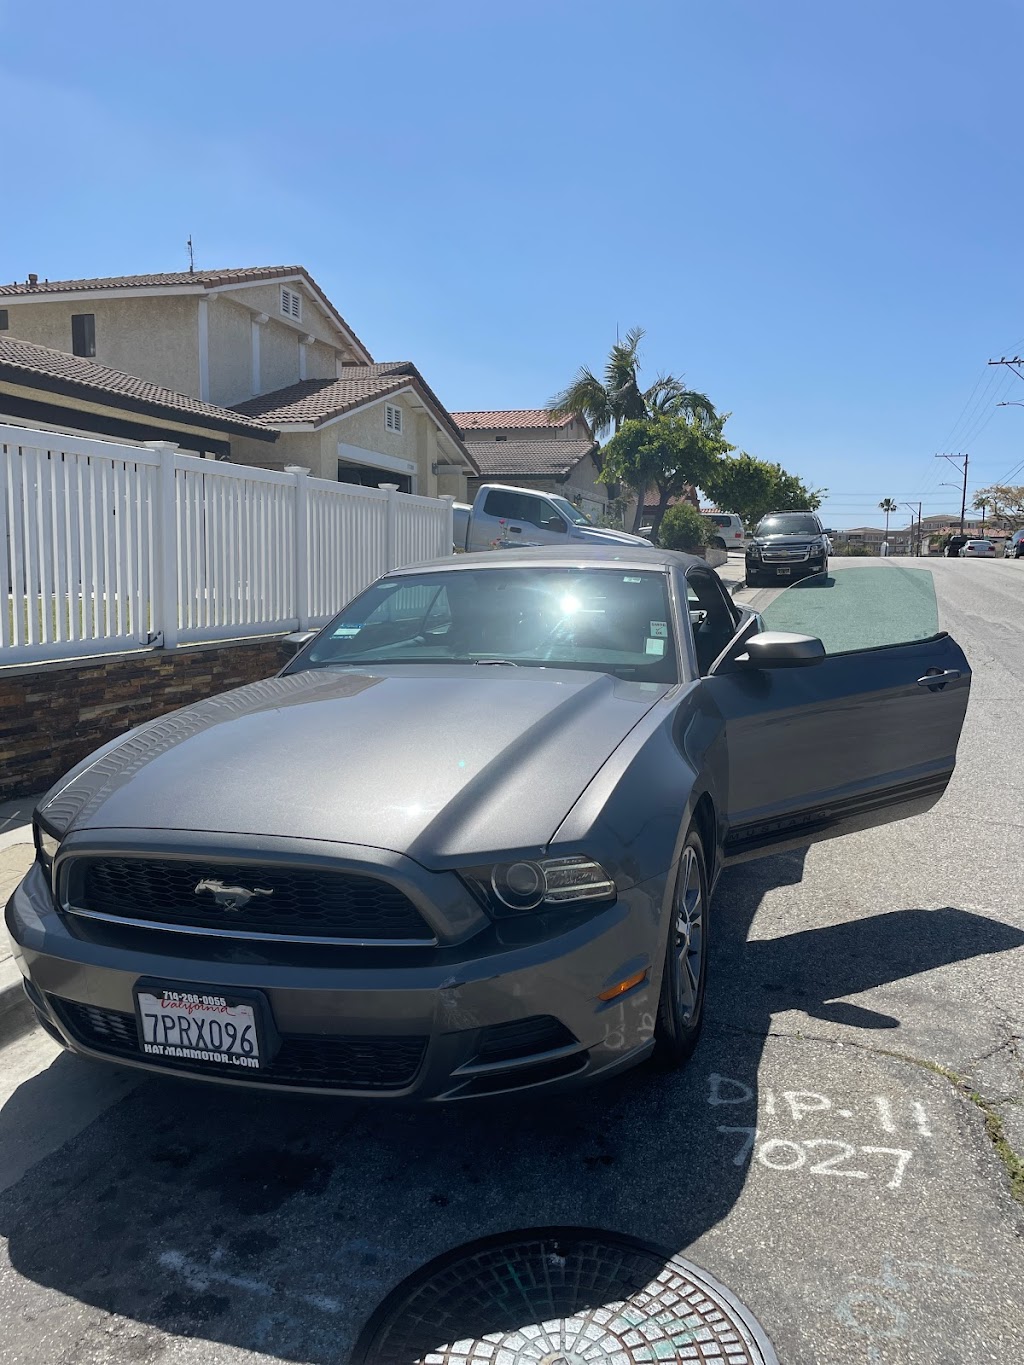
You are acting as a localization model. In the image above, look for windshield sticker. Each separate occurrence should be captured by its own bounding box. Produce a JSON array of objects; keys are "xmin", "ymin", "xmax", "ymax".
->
[
  {"xmin": 645, "ymin": 637, "xmax": 666, "ymax": 656},
  {"xmin": 331, "ymin": 625, "xmax": 362, "ymax": 637},
  {"xmin": 650, "ymin": 621, "xmax": 668, "ymax": 638},
  {"xmin": 623, "ymin": 576, "xmax": 642, "ymax": 583}
]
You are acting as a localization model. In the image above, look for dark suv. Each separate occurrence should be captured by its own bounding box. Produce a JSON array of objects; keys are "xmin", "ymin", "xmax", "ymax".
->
[
  {"xmin": 1004, "ymin": 528, "xmax": 1024, "ymax": 559},
  {"xmin": 745, "ymin": 511, "xmax": 830, "ymax": 587}
]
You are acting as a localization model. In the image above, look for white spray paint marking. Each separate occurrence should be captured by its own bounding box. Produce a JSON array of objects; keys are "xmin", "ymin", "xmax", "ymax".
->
[
  {"xmin": 707, "ymin": 1075, "xmax": 934, "ymax": 1189},
  {"xmin": 157, "ymin": 1250, "xmax": 343, "ymax": 1313},
  {"xmin": 912, "ymin": 1100, "xmax": 933, "ymax": 1137},
  {"xmin": 873, "ymin": 1095, "xmax": 897, "ymax": 1133}
]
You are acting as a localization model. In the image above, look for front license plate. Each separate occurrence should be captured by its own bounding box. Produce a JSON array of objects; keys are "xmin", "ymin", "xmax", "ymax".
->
[
  {"xmin": 134, "ymin": 986, "xmax": 262, "ymax": 1070},
  {"xmin": 776, "ymin": 566, "xmax": 792, "ymax": 576}
]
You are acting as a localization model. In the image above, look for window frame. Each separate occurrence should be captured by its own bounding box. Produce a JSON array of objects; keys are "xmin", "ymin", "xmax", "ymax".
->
[
  {"xmin": 280, "ymin": 286, "xmax": 302, "ymax": 321},
  {"xmin": 385, "ymin": 402, "xmax": 404, "ymax": 434},
  {"xmin": 71, "ymin": 313, "xmax": 96, "ymax": 358}
]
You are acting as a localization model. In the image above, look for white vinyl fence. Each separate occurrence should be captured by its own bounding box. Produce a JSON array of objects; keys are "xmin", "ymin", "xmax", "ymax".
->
[{"xmin": 1, "ymin": 425, "xmax": 454, "ymax": 664}]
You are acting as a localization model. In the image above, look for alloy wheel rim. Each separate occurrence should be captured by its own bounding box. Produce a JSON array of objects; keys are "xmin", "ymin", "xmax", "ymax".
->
[{"xmin": 673, "ymin": 847, "xmax": 704, "ymax": 1024}]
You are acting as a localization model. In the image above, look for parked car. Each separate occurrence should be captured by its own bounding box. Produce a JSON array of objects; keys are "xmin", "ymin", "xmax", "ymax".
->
[
  {"xmin": 745, "ymin": 510, "xmax": 831, "ymax": 586},
  {"xmin": 1004, "ymin": 529, "xmax": 1024, "ymax": 559},
  {"xmin": 8, "ymin": 547, "xmax": 970, "ymax": 1101},
  {"xmin": 701, "ymin": 512, "xmax": 747, "ymax": 551},
  {"xmin": 944, "ymin": 535, "xmax": 969, "ymax": 557},
  {"xmin": 959, "ymin": 539, "xmax": 996, "ymax": 558},
  {"xmin": 453, "ymin": 484, "xmax": 652, "ymax": 552}
]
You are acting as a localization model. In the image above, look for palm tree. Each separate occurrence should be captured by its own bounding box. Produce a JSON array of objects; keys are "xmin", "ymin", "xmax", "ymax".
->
[
  {"xmin": 879, "ymin": 497, "xmax": 898, "ymax": 551},
  {"xmin": 549, "ymin": 329, "xmax": 716, "ymax": 511}
]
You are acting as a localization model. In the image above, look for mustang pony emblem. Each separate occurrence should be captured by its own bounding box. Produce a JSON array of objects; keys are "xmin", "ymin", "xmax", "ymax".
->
[{"xmin": 194, "ymin": 879, "xmax": 274, "ymax": 911}]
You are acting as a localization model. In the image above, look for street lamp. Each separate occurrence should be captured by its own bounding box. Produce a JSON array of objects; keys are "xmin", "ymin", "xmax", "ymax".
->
[{"xmin": 997, "ymin": 401, "xmax": 1024, "ymax": 408}]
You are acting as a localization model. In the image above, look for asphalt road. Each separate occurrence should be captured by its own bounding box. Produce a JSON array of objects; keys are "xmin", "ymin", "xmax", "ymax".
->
[{"xmin": 1, "ymin": 556, "xmax": 1022, "ymax": 1364}]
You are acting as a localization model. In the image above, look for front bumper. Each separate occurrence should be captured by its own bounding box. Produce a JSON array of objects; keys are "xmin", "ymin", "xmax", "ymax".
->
[
  {"xmin": 6, "ymin": 858, "xmax": 670, "ymax": 1101},
  {"xmin": 746, "ymin": 555, "xmax": 826, "ymax": 579}
]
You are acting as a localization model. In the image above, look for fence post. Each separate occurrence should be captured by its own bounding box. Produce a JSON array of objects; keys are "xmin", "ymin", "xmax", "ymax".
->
[
  {"xmin": 286, "ymin": 466, "xmax": 310, "ymax": 629},
  {"xmin": 379, "ymin": 483, "xmax": 399, "ymax": 568},
  {"xmin": 144, "ymin": 442, "xmax": 180, "ymax": 649},
  {"xmin": 439, "ymin": 494, "xmax": 455, "ymax": 555}
]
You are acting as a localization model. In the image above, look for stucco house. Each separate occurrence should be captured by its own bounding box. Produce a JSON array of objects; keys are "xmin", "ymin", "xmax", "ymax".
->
[
  {"xmin": 451, "ymin": 410, "xmax": 607, "ymax": 518},
  {"xmin": 0, "ymin": 266, "xmax": 475, "ymax": 498}
]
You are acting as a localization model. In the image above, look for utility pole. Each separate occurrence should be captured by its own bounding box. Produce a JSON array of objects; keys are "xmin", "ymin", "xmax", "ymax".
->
[
  {"xmin": 902, "ymin": 501, "xmax": 922, "ymax": 556},
  {"xmin": 988, "ymin": 356, "xmax": 1024, "ymax": 383},
  {"xmin": 935, "ymin": 452, "xmax": 969, "ymax": 534}
]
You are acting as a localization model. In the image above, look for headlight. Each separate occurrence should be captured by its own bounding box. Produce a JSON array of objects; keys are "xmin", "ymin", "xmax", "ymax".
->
[
  {"xmin": 465, "ymin": 856, "xmax": 616, "ymax": 916},
  {"xmin": 33, "ymin": 817, "xmax": 62, "ymax": 884},
  {"xmin": 748, "ymin": 543, "xmax": 762, "ymax": 559}
]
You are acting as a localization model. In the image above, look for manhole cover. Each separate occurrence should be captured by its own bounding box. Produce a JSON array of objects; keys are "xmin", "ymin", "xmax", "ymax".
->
[{"xmin": 351, "ymin": 1228, "xmax": 778, "ymax": 1364}]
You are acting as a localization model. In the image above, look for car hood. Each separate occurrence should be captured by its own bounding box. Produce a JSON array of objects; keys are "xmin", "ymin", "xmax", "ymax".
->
[{"xmin": 40, "ymin": 666, "xmax": 669, "ymax": 865}]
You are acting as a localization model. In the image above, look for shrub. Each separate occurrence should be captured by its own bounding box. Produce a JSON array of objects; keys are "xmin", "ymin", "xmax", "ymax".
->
[{"xmin": 659, "ymin": 502, "xmax": 710, "ymax": 552}]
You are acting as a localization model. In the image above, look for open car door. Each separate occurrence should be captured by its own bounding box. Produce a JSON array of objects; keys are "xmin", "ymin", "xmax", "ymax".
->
[{"xmin": 704, "ymin": 565, "xmax": 970, "ymax": 863}]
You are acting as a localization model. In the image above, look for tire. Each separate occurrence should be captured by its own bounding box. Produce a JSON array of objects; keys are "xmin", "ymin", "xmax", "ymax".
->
[
  {"xmin": 653, "ymin": 827, "xmax": 710, "ymax": 1069},
  {"xmin": 711, "ymin": 536, "xmax": 726, "ymax": 551},
  {"xmin": 744, "ymin": 571, "xmax": 760, "ymax": 587}
]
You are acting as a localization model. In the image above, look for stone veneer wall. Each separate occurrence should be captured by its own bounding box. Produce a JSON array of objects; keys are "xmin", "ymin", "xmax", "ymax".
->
[{"xmin": 0, "ymin": 638, "xmax": 292, "ymax": 802}]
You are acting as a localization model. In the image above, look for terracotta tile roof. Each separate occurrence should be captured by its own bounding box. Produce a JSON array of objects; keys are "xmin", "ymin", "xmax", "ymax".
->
[
  {"xmin": 452, "ymin": 409, "xmax": 577, "ymax": 432},
  {"xmin": 464, "ymin": 437, "xmax": 597, "ymax": 479},
  {"xmin": 233, "ymin": 370, "xmax": 412, "ymax": 423},
  {"xmin": 0, "ymin": 337, "xmax": 275, "ymax": 439},
  {"xmin": 233, "ymin": 362, "xmax": 477, "ymax": 469},
  {"xmin": 0, "ymin": 266, "xmax": 372, "ymax": 362}
]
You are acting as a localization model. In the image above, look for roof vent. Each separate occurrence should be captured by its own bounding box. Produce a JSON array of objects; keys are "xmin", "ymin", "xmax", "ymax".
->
[{"xmin": 27, "ymin": 273, "xmax": 38, "ymax": 287}]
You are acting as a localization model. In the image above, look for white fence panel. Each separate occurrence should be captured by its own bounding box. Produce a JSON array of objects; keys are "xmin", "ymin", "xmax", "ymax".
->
[
  {"xmin": 1, "ymin": 426, "xmax": 160, "ymax": 663},
  {"xmin": 393, "ymin": 491, "xmax": 452, "ymax": 570},
  {"xmin": 173, "ymin": 454, "xmax": 298, "ymax": 644},
  {"xmin": 305, "ymin": 478, "xmax": 391, "ymax": 625},
  {"xmin": 1, "ymin": 424, "xmax": 455, "ymax": 662}
]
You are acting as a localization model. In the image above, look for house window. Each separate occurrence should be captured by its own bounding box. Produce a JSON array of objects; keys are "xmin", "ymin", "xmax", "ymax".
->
[
  {"xmin": 495, "ymin": 434, "xmax": 507, "ymax": 442},
  {"xmin": 280, "ymin": 286, "xmax": 302, "ymax": 321},
  {"xmin": 71, "ymin": 313, "xmax": 96, "ymax": 357},
  {"xmin": 0, "ymin": 310, "xmax": 8, "ymax": 331},
  {"xmin": 385, "ymin": 402, "xmax": 403, "ymax": 434}
]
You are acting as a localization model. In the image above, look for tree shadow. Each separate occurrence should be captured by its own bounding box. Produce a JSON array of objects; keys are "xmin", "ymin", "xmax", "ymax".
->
[{"xmin": 0, "ymin": 851, "xmax": 1021, "ymax": 1363}]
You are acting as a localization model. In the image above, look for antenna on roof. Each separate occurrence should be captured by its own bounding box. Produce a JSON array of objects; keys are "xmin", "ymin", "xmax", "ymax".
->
[{"xmin": 186, "ymin": 235, "xmax": 195, "ymax": 275}]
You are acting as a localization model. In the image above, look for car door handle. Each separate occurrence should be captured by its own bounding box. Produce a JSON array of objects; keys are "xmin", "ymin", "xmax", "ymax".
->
[
  {"xmin": 917, "ymin": 669, "xmax": 961, "ymax": 690},
  {"xmin": 508, "ymin": 525, "xmax": 522, "ymax": 533}
]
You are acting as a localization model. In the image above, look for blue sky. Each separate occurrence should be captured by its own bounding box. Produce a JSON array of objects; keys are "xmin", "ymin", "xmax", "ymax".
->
[{"xmin": 3, "ymin": 0, "xmax": 1023, "ymax": 528}]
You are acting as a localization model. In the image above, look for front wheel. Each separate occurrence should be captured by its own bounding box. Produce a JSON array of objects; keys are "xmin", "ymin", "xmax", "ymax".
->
[
  {"xmin": 744, "ymin": 570, "xmax": 760, "ymax": 587},
  {"xmin": 653, "ymin": 827, "xmax": 709, "ymax": 1069}
]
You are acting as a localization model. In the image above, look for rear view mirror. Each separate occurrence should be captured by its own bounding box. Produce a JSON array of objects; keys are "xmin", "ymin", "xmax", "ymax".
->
[
  {"xmin": 738, "ymin": 631, "xmax": 826, "ymax": 668},
  {"xmin": 284, "ymin": 630, "xmax": 317, "ymax": 655}
]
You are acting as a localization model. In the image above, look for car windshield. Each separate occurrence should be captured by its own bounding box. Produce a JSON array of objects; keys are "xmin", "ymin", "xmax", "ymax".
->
[
  {"xmin": 291, "ymin": 566, "xmax": 678, "ymax": 681},
  {"xmin": 756, "ymin": 514, "xmax": 821, "ymax": 535},
  {"xmin": 549, "ymin": 495, "xmax": 592, "ymax": 526}
]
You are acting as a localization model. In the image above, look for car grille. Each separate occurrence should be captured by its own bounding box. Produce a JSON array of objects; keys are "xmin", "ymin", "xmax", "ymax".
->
[
  {"xmin": 761, "ymin": 544, "xmax": 812, "ymax": 562},
  {"xmin": 69, "ymin": 857, "xmax": 434, "ymax": 944},
  {"xmin": 51, "ymin": 998, "xmax": 428, "ymax": 1091}
]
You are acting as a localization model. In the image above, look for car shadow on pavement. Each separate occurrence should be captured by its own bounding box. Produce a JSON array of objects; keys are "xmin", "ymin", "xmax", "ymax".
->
[{"xmin": 0, "ymin": 853, "xmax": 1022, "ymax": 1363}]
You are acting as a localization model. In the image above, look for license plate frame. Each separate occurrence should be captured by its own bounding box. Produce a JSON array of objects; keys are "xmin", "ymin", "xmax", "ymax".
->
[
  {"xmin": 133, "ymin": 979, "xmax": 277, "ymax": 1073},
  {"xmin": 776, "ymin": 566, "xmax": 792, "ymax": 576}
]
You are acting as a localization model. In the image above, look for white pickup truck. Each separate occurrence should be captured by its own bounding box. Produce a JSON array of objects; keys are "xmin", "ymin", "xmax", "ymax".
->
[{"xmin": 452, "ymin": 484, "xmax": 654, "ymax": 552}]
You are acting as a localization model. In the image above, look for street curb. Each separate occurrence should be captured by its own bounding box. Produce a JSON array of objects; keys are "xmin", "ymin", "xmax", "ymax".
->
[{"xmin": 0, "ymin": 954, "xmax": 33, "ymax": 1047}]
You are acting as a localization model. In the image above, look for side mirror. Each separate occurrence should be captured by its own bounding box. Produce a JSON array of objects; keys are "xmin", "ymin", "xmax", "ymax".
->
[
  {"xmin": 283, "ymin": 630, "xmax": 317, "ymax": 654},
  {"xmin": 546, "ymin": 517, "xmax": 568, "ymax": 533},
  {"xmin": 737, "ymin": 631, "xmax": 826, "ymax": 668}
]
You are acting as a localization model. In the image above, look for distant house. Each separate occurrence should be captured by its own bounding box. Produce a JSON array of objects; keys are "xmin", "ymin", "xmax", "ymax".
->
[
  {"xmin": 0, "ymin": 267, "xmax": 475, "ymax": 498},
  {"xmin": 451, "ymin": 410, "xmax": 607, "ymax": 518},
  {"xmin": 831, "ymin": 525, "xmax": 912, "ymax": 555}
]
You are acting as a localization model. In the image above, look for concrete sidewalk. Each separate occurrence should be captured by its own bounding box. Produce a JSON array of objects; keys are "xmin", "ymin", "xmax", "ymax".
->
[{"xmin": 0, "ymin": 795, "xmax": 42, "ymax": 1043}]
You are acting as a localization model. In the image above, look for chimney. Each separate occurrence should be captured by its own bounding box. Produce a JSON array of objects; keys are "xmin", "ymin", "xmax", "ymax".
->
[{"xmin": 27, "ymin": 273, "xmax": 38, "ymax": 287}]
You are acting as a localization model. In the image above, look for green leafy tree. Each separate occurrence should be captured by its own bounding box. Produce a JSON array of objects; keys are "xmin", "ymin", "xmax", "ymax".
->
[
  {"xmin": 601, "ymin": 412, "xmax": 730, "ymax": 538},
  {"xmin": 548, "ymin": 329, "xmax": 716, "ymax": 501},
  {"xmin": 973, "ymin": 484, "xmax": 1024, "ymax": 532},
  {"xmin": 659, "ymin": 502, "xmax": 710, "ymax": 553},
  {"xmin": 879, "ymin": 497, "xmax": 898, "ymax": 543},
  {"xmin": 701, "ymin": 452, "xmax": 825, "ymax": 529}
]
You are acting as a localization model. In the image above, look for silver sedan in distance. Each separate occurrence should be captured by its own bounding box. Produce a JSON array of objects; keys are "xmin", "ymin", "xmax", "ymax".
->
[{"xmin": 7, "ymin": 549, "xmax": 971, "ymax": 1100}]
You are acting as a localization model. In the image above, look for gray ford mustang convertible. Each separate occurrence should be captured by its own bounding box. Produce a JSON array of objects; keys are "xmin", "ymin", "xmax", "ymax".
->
[{"xmin": 7, "ymin": 548, "xmax": 970, "ymax": 1100}]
